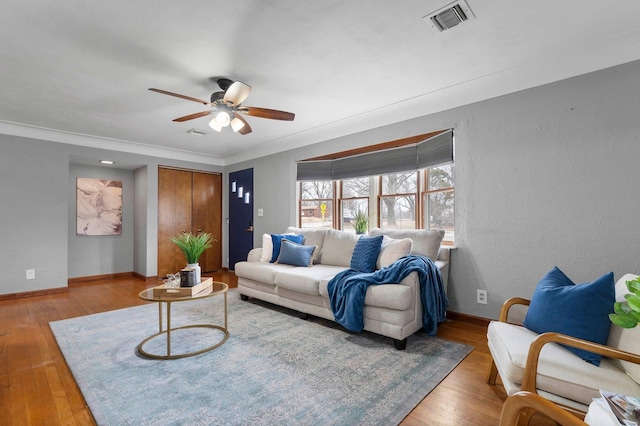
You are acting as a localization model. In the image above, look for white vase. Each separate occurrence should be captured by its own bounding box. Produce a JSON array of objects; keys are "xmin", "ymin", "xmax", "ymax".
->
[{"xmin": 187, "ymin": 263, "xmax": 201, "ymax": 284}]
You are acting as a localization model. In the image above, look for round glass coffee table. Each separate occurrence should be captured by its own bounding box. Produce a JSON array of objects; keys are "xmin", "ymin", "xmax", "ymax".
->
[{"xmin": 137, "ymin": 280, "xmax": 229, "ymax": 360}]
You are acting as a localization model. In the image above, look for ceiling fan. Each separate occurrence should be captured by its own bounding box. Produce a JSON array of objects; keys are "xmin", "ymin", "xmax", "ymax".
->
[{"xmin": 149, "ymin": 78, "xmax": 295, "ymax": 135}]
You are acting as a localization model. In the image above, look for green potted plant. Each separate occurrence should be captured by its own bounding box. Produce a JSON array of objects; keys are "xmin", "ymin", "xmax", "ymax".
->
[
  {"xmin": 609, "ymin": 276, "xmax": 640, "ymax": 328},
  {"xmin": 170, "ymin": 232, "xmax": 216, "ymax": 284},
  {"xmin": 352, "ymin": 209, "xmax": 368, "ymax": 235}
]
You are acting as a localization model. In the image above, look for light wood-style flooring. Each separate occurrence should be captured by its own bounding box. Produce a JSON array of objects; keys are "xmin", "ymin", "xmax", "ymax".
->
[{"xmin": 0, "ymin": 272, "xmax": 557, "ymax": 425}]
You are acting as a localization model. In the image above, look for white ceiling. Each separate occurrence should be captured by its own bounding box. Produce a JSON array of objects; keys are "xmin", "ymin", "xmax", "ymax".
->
[{"xmin": 2, "ymin": 0, "xmax": 640, "ymax": 166}]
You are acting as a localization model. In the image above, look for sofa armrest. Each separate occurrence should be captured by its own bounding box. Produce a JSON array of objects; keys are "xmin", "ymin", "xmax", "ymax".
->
[
  {"xmin": 436, "ymin": 246, "xmax": 450, "ymax": 262},
  {"xmin": 521, "ymin": 332, "xmax": 640, "ymax": 400},
  {"xmin": 246, "ymin": 248, "xmax": 263, "ymax": 262}
]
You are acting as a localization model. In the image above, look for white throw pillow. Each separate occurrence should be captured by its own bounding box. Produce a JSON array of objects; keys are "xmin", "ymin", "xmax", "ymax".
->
[
  {"xmin": 320, "ymin": 229, "xmax": 360, "ymax": 267},
  {"xmin": 377, "ymin": 236, "xmax": 413, "ymax": 269},
  {"xmin": 259, "ymin": 232, "xmax": 294, "ymax": 262}
]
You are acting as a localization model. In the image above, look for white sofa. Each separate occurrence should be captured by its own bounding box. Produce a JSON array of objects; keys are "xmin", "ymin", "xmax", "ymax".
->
[
  {"xmin": 234, "ymin": 227, "xmax": 450, "ymax": 349},
  {"xmin": 487, "ymin": 273, "xmax": 640, "ymax": 415}
]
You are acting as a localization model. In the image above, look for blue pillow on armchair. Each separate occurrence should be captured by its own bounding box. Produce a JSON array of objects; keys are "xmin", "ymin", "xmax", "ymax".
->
[
  {"xmin": 350, "ymin": 235, "xmax": 384, "ymax": 273},
  {"xmin": 523, "ymin": 266, "xmax": 615, "ymax": 366},
  {"xmin": 270, "ymin": 234, "xmax": 304, "ymax": 263}
]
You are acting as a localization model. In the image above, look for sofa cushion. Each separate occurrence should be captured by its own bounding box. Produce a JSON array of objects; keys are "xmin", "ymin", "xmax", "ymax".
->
[
  {"xmin": 607, "ymin": 273, "xmax": 640, "ymax": 384},
  {"xmin": 275, "ymin": 265, "xmax": 348, "ymax": 296},
  {"xmin": 234, "ymin": 261, "xmax": 295, "ymax": 285},
  {"xmin": 377, "ymin": 236, "xmax": 413, "ymax": 269},
  {"xmin": 350, "ymin": 235, "xmax": 383, "ymax": 273},
  {"xmin": 523, "ymin": 267, "xmax": 615, "ymax": 366},
  {"xmin": 286, "ymin": 227, "xmax": 328, "ymax": 264},
  {"xmin": 487, "ymin": 321, "xmax": 640, "ymax": 406},
  {"xmin": 260, "ymin": 232, "xmax": 294, "ymax": 262},
  {"xmin": 276, "ymin": 239, "xmax": 317, "ymax": 267},
  {"xmin": 369, "ymin": 228, "xmax": 443, "ymax": 261},
  {"xmin": 270, "ymin": 234, "xmax": 304, "ymax": 262},
  {"xmin": 320, "ymin": 229, "xmax": 359, "ymax": 267}
]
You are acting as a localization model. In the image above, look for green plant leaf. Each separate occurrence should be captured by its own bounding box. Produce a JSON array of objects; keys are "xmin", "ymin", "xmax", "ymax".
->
[
  {"xmin": 625, "ymin": 294, "xmax": 640, "ymax": 312},
  {"xmin": 627, "ymin": 278, "xmax": 640, "ymax": 294},
  {"xmin": 170, "ymin": 232, "xmax": 216, "ymax": 264},
  {"xmin": 609, "ymin": 313, "xmax": 639, "ymax": 328}
]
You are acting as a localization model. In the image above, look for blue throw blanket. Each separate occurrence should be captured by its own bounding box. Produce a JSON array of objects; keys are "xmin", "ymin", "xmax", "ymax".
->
[{"xmin": 327, "ymin": 255, "xmax": 448, "ymax": 336}]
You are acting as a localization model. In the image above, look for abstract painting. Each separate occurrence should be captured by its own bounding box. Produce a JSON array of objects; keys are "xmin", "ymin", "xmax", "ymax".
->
[{"xmin": 76, "ymin": 178, "xmax": 123, "ymax": 236}]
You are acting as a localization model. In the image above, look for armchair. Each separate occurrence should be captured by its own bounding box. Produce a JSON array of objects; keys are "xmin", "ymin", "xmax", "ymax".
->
[{"xmin": 487, "ymin": 273, "xmax": 640, "ymax": 416}]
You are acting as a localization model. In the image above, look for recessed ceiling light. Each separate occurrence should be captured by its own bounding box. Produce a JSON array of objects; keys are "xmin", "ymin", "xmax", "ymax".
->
[{"xmin": 100, "ymin": 160, "xmax": 115, "ymax": 165}]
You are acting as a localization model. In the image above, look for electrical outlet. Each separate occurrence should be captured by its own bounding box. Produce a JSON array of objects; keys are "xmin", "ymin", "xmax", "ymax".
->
[
  {"xmin": 477, "ymin": 289, "xmax": 487, "ymax": 304},
  {"xmin": 26, "ymin": 269, "xmax": 36, "ymax": 280}
]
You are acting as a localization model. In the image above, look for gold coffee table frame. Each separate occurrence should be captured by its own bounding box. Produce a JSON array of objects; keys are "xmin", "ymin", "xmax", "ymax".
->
[{"xmin": 137, "ymin": 281, "xmax": 229, "ymax": 360}]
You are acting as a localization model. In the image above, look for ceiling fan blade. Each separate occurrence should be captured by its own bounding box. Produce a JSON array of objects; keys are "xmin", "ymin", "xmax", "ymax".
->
[
  {"xmin": 222, "ymin": 81, "xmax": 252, "ymax": 105},
  {"xmin": 149, "ymin": 88, "xmax": 210, "ymax": 105},
  {"xmin": 242, "ymin": 107, "xmax": 295, "ymax": 121},
  {"xmin": 232, "ymin": 113, "xmax": 252, "ymax": 135},
  {"xmin": 172, "ymin": 111, "xmax": 212, "ymax": 122}
]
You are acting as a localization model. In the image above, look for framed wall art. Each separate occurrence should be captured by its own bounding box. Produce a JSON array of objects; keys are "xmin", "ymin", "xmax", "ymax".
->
[{"xmin": 76, "ymin": 178, "xmax": 123, "ymax": 236}]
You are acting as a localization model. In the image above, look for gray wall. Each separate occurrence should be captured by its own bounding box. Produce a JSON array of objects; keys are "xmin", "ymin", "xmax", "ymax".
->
[
  {"xmin": 229, "ymin": 59, "xmax": 640, "ymax": 319},
  {"xmin": 0, "ymin": 135, "xmax": 222, "ymax": 294},
  {"xmin": 68, "ymin": 164, "xmax": 135, "ymax": 278},
  {"xmin": 0, "ymin": 137, "xmax": 69, "ymax": 294}
]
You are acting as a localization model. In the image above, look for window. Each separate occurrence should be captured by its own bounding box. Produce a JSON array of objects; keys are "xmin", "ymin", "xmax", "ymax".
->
[
  {"xmin": 299, "ymin": 181, "xmax": 334, "ymax": 229},
  {"xmin": 296, "ymin": 130, "xmax": 455, "ymax": 243},
  {"xmin": 423, "ymin": 164, "xmax": 454, "ymax": 241},
  {"xmin": 379, "ymin": 171, "xmax": 417, "ymax": 230},
  {"xmin": 298, "ymin": 164, "xmax": 455, "ymax": 243},
  {"xmin": 340, "ymin": 178, "xmax": 370, "ymax": 233}
]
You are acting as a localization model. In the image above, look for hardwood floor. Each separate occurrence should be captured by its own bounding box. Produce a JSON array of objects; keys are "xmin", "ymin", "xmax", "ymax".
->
[{"xmin": 0, "ymin": 272, "xmax": 557, "ymax": 425}]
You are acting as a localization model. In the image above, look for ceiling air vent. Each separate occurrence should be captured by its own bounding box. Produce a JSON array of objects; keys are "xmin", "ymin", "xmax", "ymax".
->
[
  {"xmin": 424, "ymin": 0, "xmax": 475, "ymax": 32},
  {"xmin": 186, "ymin": 128, "xmax": 206, "ymax": 136}
]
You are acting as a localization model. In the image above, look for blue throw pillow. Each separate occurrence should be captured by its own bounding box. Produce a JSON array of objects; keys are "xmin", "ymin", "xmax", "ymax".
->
[
  {"xmin": 350, "ymin": 235, "xmax": 384, "ymax": 273},
  {"xmin": 523, "ymin": 266, "xmax": 615, "ymax": 366},
  {"xmin": 276, "ymin": 239, "xmax": 317, "ymax": 267},
  {"xmin": 270, "ymin": 234, "xmax": 304, "ymax": 263}
]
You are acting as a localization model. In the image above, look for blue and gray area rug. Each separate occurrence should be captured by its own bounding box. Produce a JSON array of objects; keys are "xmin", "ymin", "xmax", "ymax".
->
[{"xmin": 50, "ymin": 289, "xmax": 472, "ymax": 425}]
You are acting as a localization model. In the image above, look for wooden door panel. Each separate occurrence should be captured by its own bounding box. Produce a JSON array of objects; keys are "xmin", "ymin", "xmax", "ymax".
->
[
  {"xmin": 192, "ymin": 172, "xmax": 222, "ymax": 272},
  {"xmin": 158, "ymin": 168, "xmax": 192, "ymax": 277}
]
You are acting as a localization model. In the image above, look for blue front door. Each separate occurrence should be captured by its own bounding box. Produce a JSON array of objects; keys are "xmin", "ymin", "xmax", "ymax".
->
[{"xmin": 228, "ymin": 168, "xmax": 254, "ymax": 270}]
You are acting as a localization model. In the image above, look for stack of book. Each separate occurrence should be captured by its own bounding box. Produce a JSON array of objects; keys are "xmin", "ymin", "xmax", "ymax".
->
[{"xmin": 596, "ymin": 390, "xmax": 640, "ymax": 426}]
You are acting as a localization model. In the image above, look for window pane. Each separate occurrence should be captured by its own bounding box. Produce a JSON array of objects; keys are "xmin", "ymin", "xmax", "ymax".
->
[
  {"xmin": 342, "ymin": 178, "xmax": 369, "ymax": 198},
  {"xmin": 424, "ymin": 190, "xmax": 454, "ymax": 240},
  {"xmin": 341, "ymin": 199, "xmax": 368, "ymax": 233},
  {"xmin": 300, "ymin": 200, "xmax": 333, "ymax": 229},
  {"xmin": 379, "ymin": 195, "xmax": 416, "ymax": 229},
  {"xmin": 301, "ymin": 181, "xmax": 332, "ymax": 199},
  {"xmin": 427, "ymin": 164, "xmax": 454, "ymax": 191},
  {"xmin": 381, "ymin": 171, "xmax": 417, "ymax": 195}
]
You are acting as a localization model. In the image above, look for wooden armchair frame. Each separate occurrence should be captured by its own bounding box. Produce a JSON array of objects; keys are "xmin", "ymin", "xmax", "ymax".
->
[
  {"xmin": 488, "ymin": 297, "xmax": 640, "ymax": 417},
  {"xmin": 500, "ymin": 391, "xmax": 586, "ymax": 426}
]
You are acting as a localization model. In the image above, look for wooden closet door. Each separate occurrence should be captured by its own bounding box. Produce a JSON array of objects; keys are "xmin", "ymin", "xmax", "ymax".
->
[
  {"xmin": 192, "ymin": 172, "xmax": 222, "ymax": 272},
  {"xmin": 158, "ymin": 168, "xmax": 193, "ymax": 277}
]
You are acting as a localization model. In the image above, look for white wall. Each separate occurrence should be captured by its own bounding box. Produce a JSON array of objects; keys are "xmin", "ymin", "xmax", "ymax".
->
[{"xmin": 229, "ymin": 59, "xmax": 640, "ymax": 319}]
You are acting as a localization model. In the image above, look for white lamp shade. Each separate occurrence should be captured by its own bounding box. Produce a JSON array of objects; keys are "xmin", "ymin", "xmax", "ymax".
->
[
  {"xmin": 209, "ymin": 118, "xmax": 222, "ymax": 132},
  {"xmin": 230, "ymin": 117, "xmax": 245, "ymax": 132},
  {"xmin": 215, "ymin": 111, "xmax": 231, "ymax": 127}
]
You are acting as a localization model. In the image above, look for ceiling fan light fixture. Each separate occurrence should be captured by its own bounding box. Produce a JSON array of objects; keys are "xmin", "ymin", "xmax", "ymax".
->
[
  {"xmin": 230, "ymin": 116, "xmax": 245, "ymax": 132},
  {"xmin": 215, "ymin": 110, "xmax": 231, "ymax": 127},
  {"xmin": 209, "ymin": 118, "xmax": 223, "ymax": 132}
]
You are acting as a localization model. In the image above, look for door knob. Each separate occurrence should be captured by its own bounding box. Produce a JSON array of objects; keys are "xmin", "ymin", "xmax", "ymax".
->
[{"xmin": 245, "ymin": 226, "xmax": 254, "ymax": 232}]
